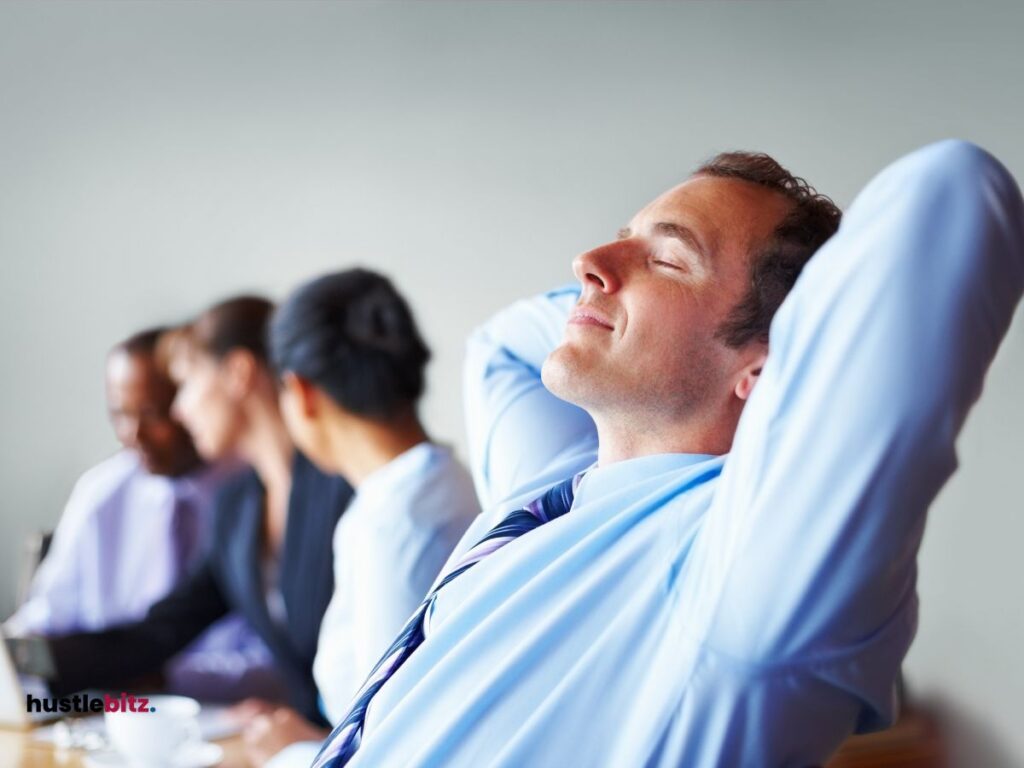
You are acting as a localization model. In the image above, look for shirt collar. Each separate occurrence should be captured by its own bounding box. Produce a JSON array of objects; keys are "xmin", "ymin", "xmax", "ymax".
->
[
  {"xmin": 357, "ymin": 441, "xmax": 444, "ymax": 501},
  {"xmin": 573, "ymin": 452, "xmax": 722, "ymax": 507}
]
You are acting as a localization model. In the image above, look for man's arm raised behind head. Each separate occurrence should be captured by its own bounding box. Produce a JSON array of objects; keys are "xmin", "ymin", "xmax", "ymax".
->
[
  {"xmin": 463, "ymin": 285, "xmax": 598, "ymax": 508},
  {"xmin": 678, "ymin": 140, "xmax": 1024, "ymax": 732}
]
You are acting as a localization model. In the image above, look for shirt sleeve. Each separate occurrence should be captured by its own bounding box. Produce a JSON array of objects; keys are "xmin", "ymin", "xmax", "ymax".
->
[
  {"xmin": 315, "ymin": 493, "xmax": 472, "ymax": 725},
  {"xmin": 4, "ymin": 474, "xmax": 98, "ymax": 635},
  {"xmin": 45, "ymin": 555, "xmax": 230, "ymax": 696},
  {"xmin": 347, "ymin": 527, "xmax": 439, "ymax": 708},
  {"xmin": 681, "ymin": 141, "xmax": 1024, "ymax": 730},
  {"xmin": 264, "ymin": 739, "xmax": 323, "ymax": 768},
  {"xmin": 463, "ymin": 285, "xmax": 598, "ymax": 508},
  {"xmin": 313, "ymin": 517, "xmax": 356, "ymax": 724}
]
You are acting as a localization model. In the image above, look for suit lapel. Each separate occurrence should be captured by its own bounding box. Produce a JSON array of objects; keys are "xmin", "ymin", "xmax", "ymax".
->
[
  {"xmin": 227, "ymin": 473, "xmax": 300, "ymax": 669},
  {"xmin": 280, "ymin": 454, "xmax": 336, "ymax": 659}
]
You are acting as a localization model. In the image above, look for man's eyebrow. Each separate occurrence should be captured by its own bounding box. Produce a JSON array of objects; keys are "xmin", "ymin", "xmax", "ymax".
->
[{"xmin": 651, "ymin": 222, "xmax": 710, "ymax": 263}]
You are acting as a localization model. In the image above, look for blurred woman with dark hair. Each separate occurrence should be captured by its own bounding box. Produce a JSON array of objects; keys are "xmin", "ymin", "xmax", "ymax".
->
[
  {"xmin": 39, "ymin": 295, "xmax": 353, "ymax": 728},
  {"xmin": 241, "ymin": 269, "xmax": 478, "ymax": 766}
]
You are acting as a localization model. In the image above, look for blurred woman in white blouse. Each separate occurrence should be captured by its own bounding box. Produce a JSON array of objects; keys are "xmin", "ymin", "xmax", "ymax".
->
[{"xmin": 242, "ymin": 268, "xmax": 479, "ymax": 767}]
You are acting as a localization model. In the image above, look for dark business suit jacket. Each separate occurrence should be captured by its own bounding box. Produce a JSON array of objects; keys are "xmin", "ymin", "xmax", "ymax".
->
[{"xmin": 47, "ymin": 452, "xmax": 351, "ymax": 726}]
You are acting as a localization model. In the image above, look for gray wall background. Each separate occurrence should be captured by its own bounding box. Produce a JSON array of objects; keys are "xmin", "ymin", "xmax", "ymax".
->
[{"xmin": 1, "ymin": 2, "xmax": 1021, "ymax": 764}]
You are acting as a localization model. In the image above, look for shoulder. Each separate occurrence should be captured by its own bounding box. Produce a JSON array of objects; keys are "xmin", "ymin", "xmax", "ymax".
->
[
  {"xmin": 62, "ymin": 451, "xmax": 150, "ymax": 520},
  {"xmin": 420, "ymin": 445, "xmax": 478, "ymax": 509},
  {"xmin": 48, "ymin": 452, "xmax": 157, "ymax": 546},
  {"xmin": 386, "ymin": 444, "xmax": 480, "ymax": 529},
  {"xmin": 292, "ymin": 452, "xmax": 354, "ymax": 522},
  {"xmin": 182, "ymin": 458, "xmax": 245, "ymax": 500},
  {"xmin": 212, "ymin": 464, "xmax": 259, "ymax": 501},
  {"xmin": 209, "ymin": 465, "xmax": 261, "ymax": 526},
  {"xmin": 71, "ymin": 450, "xmax": 142, "ymax": 496}
]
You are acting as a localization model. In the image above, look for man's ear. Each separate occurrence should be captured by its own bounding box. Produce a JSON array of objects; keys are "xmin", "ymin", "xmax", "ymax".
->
[
  {"xmin": 281, "ymin": 371, "xmax": 320, "ymax": 418},
  {"xmin": 734, "ymin": 348, "xmax": 768, "ymax": 402}
]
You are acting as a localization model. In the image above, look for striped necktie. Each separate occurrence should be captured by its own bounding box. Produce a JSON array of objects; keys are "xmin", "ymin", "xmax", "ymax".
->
[
  {"xmin": 312, "ymin": 473, "xmax": 582, "ymax": 768},
  {"xmin": 171, "ymin": 494, "xmax": 201, "ymax": 580}
]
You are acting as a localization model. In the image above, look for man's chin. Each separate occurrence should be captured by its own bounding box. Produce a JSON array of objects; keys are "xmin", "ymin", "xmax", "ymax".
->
[
  {"xmin": 137, "ymin": 452, "xmax": 174, "ymax": 477},
  {"xmin": 542, "ymin": 347, "xmax": 594, "ymax": 407}
]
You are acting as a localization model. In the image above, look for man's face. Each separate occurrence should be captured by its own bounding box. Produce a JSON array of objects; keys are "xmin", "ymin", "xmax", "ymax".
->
[
  {"xmin": 106, "ymin": 350, "xmax": 200, "ymax": 476},
  {"xmin": 542, "ymin": 175, "xmax": 791, "ymax": 435}
]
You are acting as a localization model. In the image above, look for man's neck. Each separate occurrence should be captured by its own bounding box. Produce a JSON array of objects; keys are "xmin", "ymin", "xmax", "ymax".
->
[
  {"xmin": 162, "ymin": 452, "xmax": 205, "ymax": 480},
  {"xmin": 594, "ymin": 411, "xmax": 734, "ymax": 466}
]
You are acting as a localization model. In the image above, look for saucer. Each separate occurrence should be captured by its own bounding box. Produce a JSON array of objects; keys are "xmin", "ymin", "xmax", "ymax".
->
[{"xmin": 83, "ymin": 741, "xmax": 223, "ymax": 768}]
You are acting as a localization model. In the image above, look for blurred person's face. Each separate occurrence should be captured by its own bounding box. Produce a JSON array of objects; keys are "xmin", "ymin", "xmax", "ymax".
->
[
  {"xmin": 542, "ymin": 175, "xmax": 790, "ymax": 447},
  {"xmin": 170, "ymin": 346, "xmax": 247, "ymax": 461},
  {"xmin": 106, "ymin": 350, "xmax": 200, "ymax": 476}
]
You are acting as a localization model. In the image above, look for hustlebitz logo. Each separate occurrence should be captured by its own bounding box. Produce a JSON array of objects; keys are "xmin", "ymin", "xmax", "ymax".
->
[{"xmin": 26, "ymin": 692, "xmax": 156, "ymax": 714}]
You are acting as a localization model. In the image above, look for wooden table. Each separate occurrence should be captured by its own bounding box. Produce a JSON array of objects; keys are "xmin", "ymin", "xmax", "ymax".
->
[
  {"xmin": 0, "ymin": 728, "xmax": 246, "ymax": 768},
  {"xmin": 0, "ymin": 710, "xmax": 945, "ymax": 768},
  {"xmin": 827, "ymin": 709, "xmax": 946, "ymax": 768}
]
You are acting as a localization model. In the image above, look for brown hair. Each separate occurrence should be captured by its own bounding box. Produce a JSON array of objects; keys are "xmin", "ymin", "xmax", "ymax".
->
[
  {"xmin": 696, "ymin": 152, "xmax": 841, "ymax": 348},
  {"xmin": 112, "ymin": 327, "xmax": 166, "ymax": 355},
  {"xmin": 190, "ymin": 295, "xmax": 275, "ymax": 363}
]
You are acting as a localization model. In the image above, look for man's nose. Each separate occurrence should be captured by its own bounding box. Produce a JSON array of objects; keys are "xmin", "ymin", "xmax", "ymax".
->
[{"xmin": 572, "ymin": 241, "xmax": 626, "ymax": 294}]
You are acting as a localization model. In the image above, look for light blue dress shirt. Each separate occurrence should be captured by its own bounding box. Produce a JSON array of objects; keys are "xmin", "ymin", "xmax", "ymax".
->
[
  {"xmin": 313, "ymin": 442, "xmax": 480, "ymax": 723},
  {"xmin": 332, "ymin": 141, "xmax": 1024, "ymax": 767},
  {"xmin": 270, "ymin": 442, "xmax": 479, "ymax": 768}
]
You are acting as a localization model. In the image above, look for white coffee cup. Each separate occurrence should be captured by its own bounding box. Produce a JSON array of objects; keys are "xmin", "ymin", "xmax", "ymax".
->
[{"xmin": 104, "ymin": 694, "xmax": 202, "ymax": 766}]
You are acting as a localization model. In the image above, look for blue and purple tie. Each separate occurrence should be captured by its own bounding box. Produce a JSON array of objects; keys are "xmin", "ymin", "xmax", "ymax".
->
[{"xmin": 312, "ymin": 473, "xmax": 582, "ymax": 768}]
